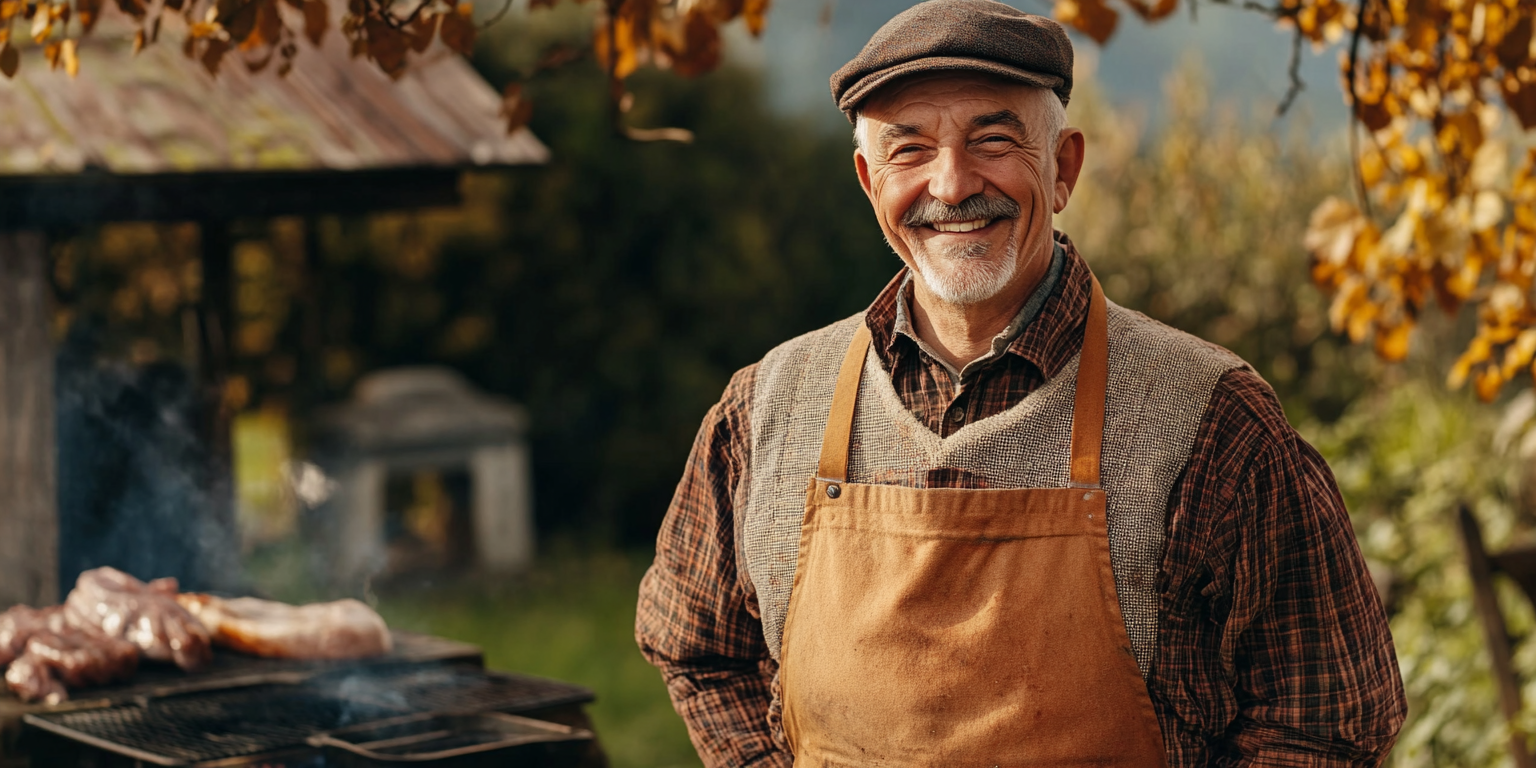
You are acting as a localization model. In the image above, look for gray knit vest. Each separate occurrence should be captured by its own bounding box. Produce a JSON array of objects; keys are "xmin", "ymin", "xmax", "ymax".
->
[{"xmin": 740, "ymin": 303, "xmax": 1246, "ymax": 675}]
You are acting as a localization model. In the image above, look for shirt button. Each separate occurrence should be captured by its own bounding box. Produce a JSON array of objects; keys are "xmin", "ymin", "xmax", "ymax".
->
[{"xmin": 948, "ymin": 407, "xmax": 964, "ymax": 424}]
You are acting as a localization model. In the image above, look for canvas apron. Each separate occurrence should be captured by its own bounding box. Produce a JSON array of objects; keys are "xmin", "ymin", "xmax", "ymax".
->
[{"xmin": 778, "ymin": 276, "xmax": 1168, "ymax": 767}]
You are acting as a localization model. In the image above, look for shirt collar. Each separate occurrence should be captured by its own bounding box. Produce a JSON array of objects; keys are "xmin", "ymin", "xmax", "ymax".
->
[{"xmin": 865, "ymin": 231, "xmax": 1093, "ymax": 385}]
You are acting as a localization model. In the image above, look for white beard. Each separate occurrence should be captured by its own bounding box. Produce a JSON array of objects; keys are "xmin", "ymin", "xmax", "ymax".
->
[{"xmin": 908, "ymin": 226, "xmax": 1019, "ymax": 305}]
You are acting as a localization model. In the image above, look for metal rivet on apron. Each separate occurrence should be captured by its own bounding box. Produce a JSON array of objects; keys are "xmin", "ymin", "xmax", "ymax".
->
[
  {"xmin": 826, "ymin": 484, "xmax": 841, "ymax": 499},
  {"xmin": 1083, "ymin": 492, "xmax": 1093, "ymax": 501}
]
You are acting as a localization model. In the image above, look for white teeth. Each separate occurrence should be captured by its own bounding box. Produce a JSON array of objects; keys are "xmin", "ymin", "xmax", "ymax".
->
[{"xmin": 931, "ymin": 219, "xmax": 991, "ymax": 233}]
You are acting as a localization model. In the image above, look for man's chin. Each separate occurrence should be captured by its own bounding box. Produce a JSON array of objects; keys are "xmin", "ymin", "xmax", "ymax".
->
[{"xmin": 913, "ymin": 256, "xmax": 1017, "ymax": 306}]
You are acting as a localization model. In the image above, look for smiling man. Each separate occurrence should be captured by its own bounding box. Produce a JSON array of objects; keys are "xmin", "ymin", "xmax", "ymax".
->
[{"xmin": 636, "ymin": 1, "xmax": 1406, "ymax": 765}]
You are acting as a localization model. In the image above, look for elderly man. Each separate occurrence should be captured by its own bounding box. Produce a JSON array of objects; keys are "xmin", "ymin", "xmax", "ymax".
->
[{"xmin": 636, "ymin": 0, "xmax": 1407, "ymax": 765}]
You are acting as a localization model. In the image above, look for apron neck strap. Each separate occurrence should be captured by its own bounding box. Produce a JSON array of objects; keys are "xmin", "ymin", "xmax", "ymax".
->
[
  {"xmin": 815, "ymin": 273, "xmax": 1110, "ymax": 487},
  {"xmin": 1069, "ymin": 275, "xmax": 1109, "ymax": 489},
  {"xmin": 816, "ymin": 321, "xmax": 874, "ymax": 482}
]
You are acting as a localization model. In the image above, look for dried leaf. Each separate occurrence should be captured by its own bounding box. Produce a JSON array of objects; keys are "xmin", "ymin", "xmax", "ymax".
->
[
  {"xmin": 1503, "ymin": 78, "xmax": 1536, "ymax": 131},
  {"xmin": 253, "ymin": 0, "xmax": 282, "ymax": 48},
  {"xmin": 1053, "ymin": 0, "xmax": 1117, "ymax": 45},
  {"xmin": 302, "ymin": 0, "xmax": 326, "ymax": 46},
  {"xmin": 438, "ymin": 1, "xmax": 474, "ymax": 56},
  {"xmin": 30, "ymin": 9, "xmax": 49, "ymax": 42},
  {"xmin": 1496, "ymin": 13, "xmax": 1533, "ymax": 71},
  {"xmin": 217, "ymin": 0, "xmax": 260, "ymax": 44},
  {"xmin": 1476, "ymin": 366, "xmax": 1504, "ymax": 402},
  {"xmin": 659, "ymin": 9, "xmax": 720, "ymax": 77},
  {"xmin": 743, "ymin": 0, "xmax": 768, "ymax": 36},
  {"xmin": 364, "ymin": 16, "xmax": 406, "ymax": 76},
  {"xmin": 76, "ymin": 0, "xmax": 100, "ymax": 32},
  {"xmin": 0, "ymin": 43, "xmax": 17, "ymax": 78},
  {"xmin": 1375, "ymin": 321, "xmax": 1413, "ymax": 362},
  {"xmin": 61, "ymin": 37, "xmax": 77, "ymax": 76},
  {"xmin": 500, "ymin": 82, "xmax": 533, "ymax": 134},
  {"xmin": 201, "ymin": 37, "xmax": 229, "ymax": 74},
  {"xmin": 1304, "ymin": 197, "xmax": 1366, "ymax": 266},
  {"xmin": 1123, "ymin": 0, "xmax": 1177, "ymax": 22}
]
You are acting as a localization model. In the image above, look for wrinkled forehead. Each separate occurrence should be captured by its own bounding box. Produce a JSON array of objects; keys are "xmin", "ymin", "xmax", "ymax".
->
[{"xmin": 859, "ymin": 72, "xmax": 1043, "ymax": 132}]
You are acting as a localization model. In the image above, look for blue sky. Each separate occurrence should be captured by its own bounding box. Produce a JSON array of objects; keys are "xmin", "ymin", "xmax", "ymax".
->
[{"xmin": 727, "ymin": 0, "xmax": 1350, "ymax": 133}]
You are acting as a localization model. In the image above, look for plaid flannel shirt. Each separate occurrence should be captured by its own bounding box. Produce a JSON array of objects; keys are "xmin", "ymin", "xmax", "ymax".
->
[{"xmin": 636, "ymin": 235, "xmax": 1406, "ymax": 767}]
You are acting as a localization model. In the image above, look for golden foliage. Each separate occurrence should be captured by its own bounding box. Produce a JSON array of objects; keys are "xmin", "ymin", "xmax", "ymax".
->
[
  {"xmin": 0, "ymin": 0, "xmax": 758, "ymax": 135},
  {"xmin": 1067, "ymin": 0, "xmax": 1536, "ymax": 401}
]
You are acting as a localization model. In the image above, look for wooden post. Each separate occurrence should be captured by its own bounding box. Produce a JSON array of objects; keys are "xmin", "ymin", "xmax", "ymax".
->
[
  {"xmin": 1460, "ymin": 505, "xmax": 1536, "ymax": 768},
  {"xmin": 0, "ymin": 232, "xmax": 58, "ymax": 608},
  {"xmin": 194, "ymin": 221, "xmax": 240, "ymax": 589}
]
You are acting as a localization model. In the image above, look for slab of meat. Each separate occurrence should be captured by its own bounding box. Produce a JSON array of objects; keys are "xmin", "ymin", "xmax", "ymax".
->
[
  {"xmin": 63, "ymin": 567, "xmax": 212, "ymax": 671},
  {"xmin": 0, "ymin": 605, "xmax": 60, "ymax": 667},
  {"xmin": 176, "ymin": 594, "xmax": 392, "ymax": 660},
  {"xmin": 4, "ymin": 629, "xmax": 138, "ymax": 703}
]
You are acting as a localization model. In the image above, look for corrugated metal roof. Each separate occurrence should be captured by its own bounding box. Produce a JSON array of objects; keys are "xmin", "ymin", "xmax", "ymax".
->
[{"xmin": 0, "ymin": 9, "xmax": 549, "ymax": 176}]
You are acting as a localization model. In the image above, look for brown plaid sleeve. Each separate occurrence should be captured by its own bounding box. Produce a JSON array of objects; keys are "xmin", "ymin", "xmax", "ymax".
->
[
  {"xmin": 1154, "ymin": 368, "xmax": 1407, "ymax": 766},
  {"xmin": 635, "ymin": 364, "xmax": 791, "ymax": 768}
]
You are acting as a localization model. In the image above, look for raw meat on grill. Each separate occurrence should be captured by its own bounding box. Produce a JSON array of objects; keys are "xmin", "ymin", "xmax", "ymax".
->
[
  {"xmin": 2, "ymin": 607, "xmax": 139, "ymax": 704},
  {"xmin": 0, "ymin": 605, "xmax": 59, "ymax": 667},
  {"xmin": 5, "ymin": 653, "xmax": 65, "ymax": 704},
  {"xmin": 63, "ymin": 567, "xmax": 212, "ymax": 672},
  {"xmin": 175, "ymin": 594, "xmax": 392, "ymax": 660}
]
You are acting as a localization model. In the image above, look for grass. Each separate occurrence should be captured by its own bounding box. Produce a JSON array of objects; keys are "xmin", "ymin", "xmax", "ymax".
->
[{"xmin": 245, "ymin": 542, "xmax": 702, "ymax": 768}]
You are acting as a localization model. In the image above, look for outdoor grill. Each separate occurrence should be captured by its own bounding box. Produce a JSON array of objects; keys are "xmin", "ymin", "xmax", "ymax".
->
[{"xmin": 0, "ymin": 633, "xmax": 602, "ymax": 767}]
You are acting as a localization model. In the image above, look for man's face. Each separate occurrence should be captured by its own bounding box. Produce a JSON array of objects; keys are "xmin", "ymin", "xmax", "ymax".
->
[{"xmin": 854, "ymin": 74, "xmax": 1084, "ymax": 307}]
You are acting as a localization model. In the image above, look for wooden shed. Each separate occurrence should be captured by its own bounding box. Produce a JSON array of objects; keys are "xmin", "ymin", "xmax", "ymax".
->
[{"xmin": 0, "ymin": 13, "xmax": 548, "ymax": 608}]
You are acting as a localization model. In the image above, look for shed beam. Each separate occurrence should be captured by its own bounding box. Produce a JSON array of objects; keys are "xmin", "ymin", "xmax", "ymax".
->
[{"xmin": 0, "ymin": 232, "xmax": 57, "ymax": 607}]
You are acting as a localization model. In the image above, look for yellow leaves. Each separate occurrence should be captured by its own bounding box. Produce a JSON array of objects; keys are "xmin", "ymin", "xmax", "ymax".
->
[
  {"xmin": 30, "ymin": 6, "xmax": 51, "ymax": 42},
  {"xmin": 1054, "ymin": 0, "xmax": 1118, "ymax": 45},
  {"xmin": 1305, "ymin": 196, "xmax": 1370, "ymax": 269},
  {"xmin": 1290, "ymin": 0, "xmax": 1348, "ymax": 44},
  {"xmin": 1122, "ymin": 0, "xmax": 1177, "ymax": 23},
  {"xmin": 1376, "ymin": 320, "xmax": 1414, "ymax": 362},
  {"xmin": 61, "ymin": 37, "xmax": 76, "ymax": 76},
  {"xmin": 742, "ymin": 0, "xmax": 768, "ymax": 36}
]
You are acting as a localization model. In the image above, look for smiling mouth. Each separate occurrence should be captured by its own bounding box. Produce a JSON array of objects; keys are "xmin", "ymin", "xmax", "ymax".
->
[{"xmin": 928, "ymin": 219, "xmax": 995, "ymax": 233}]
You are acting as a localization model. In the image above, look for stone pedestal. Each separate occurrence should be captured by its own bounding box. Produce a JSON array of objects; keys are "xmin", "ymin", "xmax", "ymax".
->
[{"xmin": 314, "ymin": 367, "xmax": 533, "ymax": 589}]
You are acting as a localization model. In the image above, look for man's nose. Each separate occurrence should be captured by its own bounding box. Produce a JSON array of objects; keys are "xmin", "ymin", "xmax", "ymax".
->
[{"xmin": 926, "ymin": 147, "xmax": 985, "ymax": 206}]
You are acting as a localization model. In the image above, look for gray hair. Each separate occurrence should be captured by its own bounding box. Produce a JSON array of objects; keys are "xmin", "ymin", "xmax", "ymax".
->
[{"xmin": 852, "ymin": 85, "xmax": 1067, "ymax": 156}]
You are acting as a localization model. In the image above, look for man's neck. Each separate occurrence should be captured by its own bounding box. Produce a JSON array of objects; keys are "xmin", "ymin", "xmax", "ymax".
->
[{"xmin": 909, "ymin": 249, "xmax": 1053, "ymax": 370}]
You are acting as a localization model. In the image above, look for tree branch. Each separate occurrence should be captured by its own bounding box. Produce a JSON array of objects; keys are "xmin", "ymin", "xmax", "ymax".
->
[
  {"xmin": 1275, "ymin": 24, "xmax": 1305, "ymax": 117},
  {"xmin": 1347, "ymin": 0, "xmax": 1372, "ymax": 217}
]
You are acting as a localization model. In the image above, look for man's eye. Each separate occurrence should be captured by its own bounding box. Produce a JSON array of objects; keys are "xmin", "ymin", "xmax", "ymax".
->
[
  {"xmin": 892, "ymin": 145, "xmax": 923, "ymax": 156},
  {"xmin": 979, "ymin": 135, "xmax": 1011, "ymax": 144}
]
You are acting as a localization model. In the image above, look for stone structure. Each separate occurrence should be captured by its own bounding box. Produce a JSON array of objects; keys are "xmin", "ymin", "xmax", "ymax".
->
[{"xmin": 314, "ymin": 367, "xmax": 534, "ymax": 586}]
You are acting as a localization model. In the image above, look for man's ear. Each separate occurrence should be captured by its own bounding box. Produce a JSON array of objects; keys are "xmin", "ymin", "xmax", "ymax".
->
[
  {"xmin": 855, "ymin": 149, "xmax": 876, "ymax": 205},
  {"xmin": 1052, "ymin": 128, "xmax": 1086, "ymax": 214}
]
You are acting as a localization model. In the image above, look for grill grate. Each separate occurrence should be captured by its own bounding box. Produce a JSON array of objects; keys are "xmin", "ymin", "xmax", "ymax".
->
[
  {"xmin": 29, "ymin": 685, "xmax": 406, "ymax": 765},
  {"xmin": 23, "ymin": 663, "xmax": 594, "ymax": 766},
  {"xmin": 329, "ymin": 664, "xmax": 593, "ymax": 714}
]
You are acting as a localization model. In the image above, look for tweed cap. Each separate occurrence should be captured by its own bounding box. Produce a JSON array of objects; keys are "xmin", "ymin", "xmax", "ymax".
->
[{"xmin": 831, "ymin": 0, "xmax": 1074, "ymax": 122}]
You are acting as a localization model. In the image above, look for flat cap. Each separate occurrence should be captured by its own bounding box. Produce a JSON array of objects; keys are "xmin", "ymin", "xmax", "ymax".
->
[{"xmin": 831, "ymin": 0, "xmax": 1074, "ymax": 122}]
